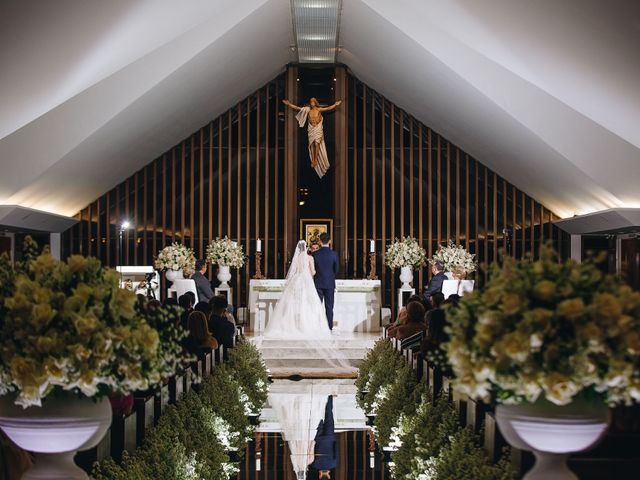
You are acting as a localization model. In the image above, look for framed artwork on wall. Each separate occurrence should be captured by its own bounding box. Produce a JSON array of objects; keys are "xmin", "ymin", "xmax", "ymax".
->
[{"xmin": 300, "ymin": 218, "xmax": 333, "ymax": 247}]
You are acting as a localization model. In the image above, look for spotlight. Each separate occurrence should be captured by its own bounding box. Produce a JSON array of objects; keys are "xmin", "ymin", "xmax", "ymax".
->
[{"xmin": 121, "ymin": 221, "xmax": 131, "ymax": 230}]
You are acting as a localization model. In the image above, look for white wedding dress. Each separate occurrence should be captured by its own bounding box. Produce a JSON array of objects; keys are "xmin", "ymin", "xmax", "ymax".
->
[{"xmin": 263, "ymin": 240, "xmax": 331, "ymax": 340}]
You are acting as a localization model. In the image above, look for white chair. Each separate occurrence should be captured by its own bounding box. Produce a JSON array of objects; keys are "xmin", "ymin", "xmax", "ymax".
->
[{"xmin": 168, "ymin": 279, "xmax": 199, "ymax": 303}]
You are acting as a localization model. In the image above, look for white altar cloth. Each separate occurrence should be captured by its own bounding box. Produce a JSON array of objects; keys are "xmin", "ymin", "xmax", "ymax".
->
[{"xmin": 248, "ymin": 279, "xmax": 381, "ymax": 334}]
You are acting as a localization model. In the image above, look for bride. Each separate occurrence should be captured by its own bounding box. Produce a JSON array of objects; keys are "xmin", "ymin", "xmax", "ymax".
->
[{"xmin": 263, "ymin": 240, "xmax": 331, "ymax": 339}]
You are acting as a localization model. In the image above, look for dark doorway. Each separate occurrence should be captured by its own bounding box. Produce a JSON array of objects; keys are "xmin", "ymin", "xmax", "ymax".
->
[
  {"xmin": 620, "ymin": 237, "xmax": 640, "ymax": 290},
  {"xmin": 296, "ymin": 66, "xmax": 336, "ymax": 222}
]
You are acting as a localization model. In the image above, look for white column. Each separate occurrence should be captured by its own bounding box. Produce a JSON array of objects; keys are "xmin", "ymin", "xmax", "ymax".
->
[
  {"xmin": 50, "ymin": 233, "xmax": 61, "ymax": 260},
  {"xmin": 570, "ymin": 235, "xmax": 581, "ymax": 264}
]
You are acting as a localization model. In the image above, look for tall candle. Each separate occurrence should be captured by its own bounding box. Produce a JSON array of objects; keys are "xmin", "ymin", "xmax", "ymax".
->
[
  {"xmin": 256, "ymin": 238, "xmax": 262, "ymax": 252},
  {"xmin": 370, "ymin": 240, "xmax": 375, "ymax": 253}
]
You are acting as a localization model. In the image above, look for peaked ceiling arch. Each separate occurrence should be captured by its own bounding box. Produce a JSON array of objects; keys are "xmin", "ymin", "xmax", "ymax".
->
[{"xmin": 1, "ymin": 0, "xmax": 638, "ymax": 219}]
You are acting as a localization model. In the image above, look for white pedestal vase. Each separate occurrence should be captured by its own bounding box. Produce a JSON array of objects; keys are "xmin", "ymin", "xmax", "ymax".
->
[
  {"xmin": 217, "ymin": 265, "xmax": 232, "ymax": 289},
  {"xmin": 165, "ymin": 269, "xmax": 184, "ymax": 283},
  {"xmin": 0, "ymin": 394, "xmax": 112, "ymax": 479},
  {"xmin": 398, "ymin": 266, "xmax": 414, "ymax": 290},
  {"xmin": 495, "ymin": 398, "xmax": 610, "ymax": 480}
]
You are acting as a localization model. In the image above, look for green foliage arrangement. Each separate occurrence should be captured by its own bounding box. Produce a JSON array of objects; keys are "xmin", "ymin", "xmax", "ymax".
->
[
  {"xmin": 357, "ymin": 340, "xmax": 405, "ymax": 413},
  {"xmin": 226, "ymin": 339, "xmax": 269, "ymax": 413},
  {"xmin": 421, "ymin": 426, "xmax": 515, "ymax": 480},
  {"xmin": 92, "ymin": 337, "xmax": 270, "ymax": 479},
  {"xmin": 0, "ymin": 238, "xmax": 189, "ymax": 408},
  {"xmin": 372, "ymin": 363, "xmax": 417, "ymax": 447},
  {"xmin": 356, "ymin": 337, "xmax": 514, "ymax": 480},
  {"xmin": 355, "ymin": 338, "xmax": 392, "ymax": 395},
  {"xmin": 445, "ymin": 244, "xmax": 640, "ymax": 406}
]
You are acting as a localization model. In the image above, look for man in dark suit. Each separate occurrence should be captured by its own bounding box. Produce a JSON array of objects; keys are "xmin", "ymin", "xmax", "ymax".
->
[
  {"xmin": 312, "ymin": 232, "xmax": 339, "ymax": 331},
  {"xmin": 312, "ymin": 396, "xmax": 338, "ymax": 477},
  {"xmin": 422, "ymin": 261, "xmax": 447, "ymax": 303},
  {"xmin": 191, "ymin": 259, "xmax": 214, "ymax": 303}
]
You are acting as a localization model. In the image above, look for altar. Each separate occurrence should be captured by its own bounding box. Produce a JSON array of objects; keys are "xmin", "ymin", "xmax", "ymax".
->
[{"xmin": 248, "ymin": 279, "xmax": 382, "ymax": 333}]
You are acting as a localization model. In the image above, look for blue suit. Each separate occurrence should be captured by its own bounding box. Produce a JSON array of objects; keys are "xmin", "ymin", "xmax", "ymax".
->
[
  {"xmin": 312, "ymin": 247, "xmax": 339, "ymax": 330},
  {"xmin": 313, "ymin": 396, "xmax": 338, "ymax": 472}
]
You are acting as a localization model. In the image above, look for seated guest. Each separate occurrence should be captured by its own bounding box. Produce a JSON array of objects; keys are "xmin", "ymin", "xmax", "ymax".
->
[
  {"xmin": 385, "ymin": 294, "xmax": 425, "ymax": 330},
  {"xmin": 163, "ymin": 297, "xmax": 178, "ymax": 308},
  {"xmin": 194, "ymin": 301, "xmax": 213, "ymax": 319},
  {"xmin": 388, "ymin": 301, "xmax": 425, "ymax": 340},
  {"xmin": 178, "ymin": 293, "xmax": 194, "ymax": 329},
  {"xmin": 421, "ymin": 292, "xmax": 447, "ymax": 355},
  {"xmin": 184, "ymin": 310, "xmax": 218, "ymax": 356},
  {"xmin": 445, "ymin": 293, "xmax": 461, "ymax": 306},
  {"xmin": 422, "ymin": 261, "xmax": 447, "ymax": 303},
  {"xmin": 191, "ymin": 259, "xmax": 214, "ymax": 303},
  {"xmin": 208, "ymin": 295, "xmax": 236, "ymax": 348}
]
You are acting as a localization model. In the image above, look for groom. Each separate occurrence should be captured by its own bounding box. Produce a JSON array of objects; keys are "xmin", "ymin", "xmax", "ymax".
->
[{"xmin": 312, "ymin": 232, "xmax": 339, "ymax": 331}]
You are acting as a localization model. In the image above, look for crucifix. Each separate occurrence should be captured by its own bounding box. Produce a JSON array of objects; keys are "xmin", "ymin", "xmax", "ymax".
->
[{"xmin": 282, "ymin": 97, "xmax": 342, "ymax": 178}]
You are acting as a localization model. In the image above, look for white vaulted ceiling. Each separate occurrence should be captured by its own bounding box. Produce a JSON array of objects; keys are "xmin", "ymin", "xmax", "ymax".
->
[{"xmin": 1, "ymin": 0, "xmax": 639, "ymax": 219}]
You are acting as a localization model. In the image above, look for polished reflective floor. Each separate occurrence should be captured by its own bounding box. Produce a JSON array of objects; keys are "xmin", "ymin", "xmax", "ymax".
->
[{"xmin": 235, "ymin": 379, "xmax": 390, "ymax": 480}]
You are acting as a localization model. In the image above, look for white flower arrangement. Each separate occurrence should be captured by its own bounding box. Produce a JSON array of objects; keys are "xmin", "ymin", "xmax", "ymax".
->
[
  {"xmin": 203, "ymin": 408, "xmax": 241, "ymax": 451},
  {"xmin": 385, "ymin": 237, "xmax": 427, "ymax": 269},
  {"xmin": 446, "ymin": 244, "xmax": 640, "ymax": 406},
  {"xmin": 370, "ymin": 384, "xmax": 391, "ymax": 414},
  {"xmin": 238, "ymin": 389, "xmax": 253, "ymax": 416},
  {"xmin": 222, "ymin": 462, "xmax": 240, "ymax": 477},
  {"xmin": 154, "ymin": 242, "xmax": 196, "ymax": 273},
  {"xmin": 0, "ymin": 250, "xmax": 188, "ymax": 408},
  {"xmin": 206, "ymin": 237, "xmax": 245, "ymax": 269},
  {"xmin": 429, "ymin": 240, "xmax": 477, "ymax": 276}
]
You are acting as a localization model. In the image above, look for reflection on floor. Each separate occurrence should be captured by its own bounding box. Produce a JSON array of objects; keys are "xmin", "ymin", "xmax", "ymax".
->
[
  {"xmin": 235, "ymin": 379, "xmax": 390, "ymax": 480},
  {"xmin": 249, "ymin": 332, "xmax": 381, "ymax": 378}
]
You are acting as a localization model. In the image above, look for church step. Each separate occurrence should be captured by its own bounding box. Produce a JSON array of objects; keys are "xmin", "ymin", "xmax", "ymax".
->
[
  {"xmin": 259, "ymin": 349, "xmax": 369, "ymax": 360},
  {"xmin": 264, "ymin": 358, "xmax": 363, "ymax": 368}
]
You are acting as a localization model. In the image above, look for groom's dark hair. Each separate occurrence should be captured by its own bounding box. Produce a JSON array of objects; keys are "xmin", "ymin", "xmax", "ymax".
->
[{"xmin": 319, "ymin": 232, "xmax": 330, "ymax": 244}]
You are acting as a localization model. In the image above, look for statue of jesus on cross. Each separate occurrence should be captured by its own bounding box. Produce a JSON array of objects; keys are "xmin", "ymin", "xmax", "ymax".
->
[{"xmin": 283, "ymin": 97, "xmax": 342, "ymax": 178}]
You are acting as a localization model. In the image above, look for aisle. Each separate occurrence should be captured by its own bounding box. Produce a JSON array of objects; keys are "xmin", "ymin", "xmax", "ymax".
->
[
  {"xmin": 235, "ymin": 379, "xmax": 390, "ymax": 480},
  {"xmin": 249, "ymin": 332, "xmax": 381, "ymax": 378}
]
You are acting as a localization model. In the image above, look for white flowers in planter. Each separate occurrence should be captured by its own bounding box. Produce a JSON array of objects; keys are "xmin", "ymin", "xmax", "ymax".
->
[
  {"xmin": 154, "ymin": 243, "xmax": 196, "ymax": 273},
  {"xmin": 385, "ymin": 237, "xmax": 427, "ymax": 269},
  {"xmin": 206, "ymin": 237, "xmax": 245, "ymax": 269},
  {"xmin": 429, "ymin": 240, "xmax": 477, "ymax": 277}
]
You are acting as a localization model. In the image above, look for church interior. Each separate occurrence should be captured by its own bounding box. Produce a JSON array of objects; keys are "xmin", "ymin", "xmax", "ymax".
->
[{"xmin": 1, "ymin": 1, "xmax": 640, "ymax": 479}]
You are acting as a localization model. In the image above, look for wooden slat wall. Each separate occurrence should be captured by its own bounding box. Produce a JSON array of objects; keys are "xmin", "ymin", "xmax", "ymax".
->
[
  {"xmin": 67, "ymin": 68, "xmax": 567, "ymax": 309},
  {"xmin": 67, "ymin": 75, "xmax": 288, "ymax": 307},
  {"xmin": 344, "ymin": 74, "xmax": 563, "ymax": 309}
]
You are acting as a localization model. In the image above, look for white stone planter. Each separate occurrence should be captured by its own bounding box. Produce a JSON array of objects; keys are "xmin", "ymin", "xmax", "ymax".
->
[
  {"xmin": 496, "ymin": 398, "xmax": 610, "ymax": 480},
  {"xmin": 165, "ymin": 269, "xmax": 184, "ymax": 283},
  {"xmin": 0, "ymin": 394, "xmax": 112, "ymax": 479},
  {"xmin": 399, "ymin": 266, "xmax": 413, "ymax": 290},
  {"xmin": 217, "ymin": 265, "xmax": 232, "ymax": 289}
]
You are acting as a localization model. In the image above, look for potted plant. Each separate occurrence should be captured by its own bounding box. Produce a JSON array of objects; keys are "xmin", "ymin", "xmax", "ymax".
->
[
  {"xmin": 430, "ymin": 240, "xmax": 477, "ymax": 280},
  {"xmin": 154, "ymin": 242, "xmax": 196, "ymax": 283},
  {"xmin": 384, "ymin": 237, "xmax": 426, "ymax": 289},
  {"xmin": 206, "ymin": 237, "xmax": 245, "ymax": 289},
  {"xmin": 0, "ymin": 239, "xmax": 189, "ymax": 479},
  {"xmin": 445, "ymin": 245, "xmax": 640, "ymax": 479}
]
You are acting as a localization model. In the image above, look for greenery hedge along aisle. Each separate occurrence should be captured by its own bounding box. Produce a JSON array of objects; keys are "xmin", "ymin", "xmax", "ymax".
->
[
  {"xmin": 356, "ymin": 339, "xmax": 514, "ymax": 479},
  {"xmin": 226, "ymin": 339, "xmax": 269, "ymax": 414},
  {"xmin": 92, "ymin": 341, "xmax": 269, "ymax": 480},
  {"xmin": 356, "ymin": 339, "xmax": 405, "ymax": 414}
]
